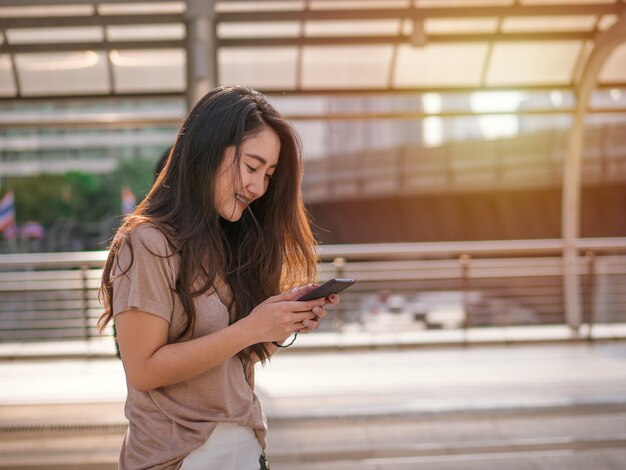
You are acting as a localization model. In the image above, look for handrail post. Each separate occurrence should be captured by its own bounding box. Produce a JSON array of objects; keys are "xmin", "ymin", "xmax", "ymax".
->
[
  {"xmin": 332, "ymin": 257, "xmax": 346, "ymax": 332},
  {"xmin": 80, "ymin": 265, "xmax": 90, "ymax": 341},
  {"xmin": 563, "ymin": 245, "xmax": 582, "ymax": 338},
  {"xmin": 585, "ymin": 251, "xmax": 596, "ymax": 341},
  {"xmin": 460, "ymin": 254, "xmax": 471, "ymax": 335}
]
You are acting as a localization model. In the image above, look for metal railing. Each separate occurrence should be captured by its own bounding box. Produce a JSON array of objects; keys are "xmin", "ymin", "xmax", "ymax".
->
[
  {"xmin": 316, "ymin": 239, "xmax": 626, "ymax": 335},
  {"xmin": 0, "ymin": 252, "xmax": 107, "ymax": 342},
  {"xmin": 0, "ymin": 239, "xmax": 625, "ymax": 342}
]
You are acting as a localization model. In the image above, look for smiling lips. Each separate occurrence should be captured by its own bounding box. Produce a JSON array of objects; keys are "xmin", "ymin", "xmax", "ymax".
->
[{"xmin": 235, "ymin": 194, "xmax": 251, "ymax": 209}]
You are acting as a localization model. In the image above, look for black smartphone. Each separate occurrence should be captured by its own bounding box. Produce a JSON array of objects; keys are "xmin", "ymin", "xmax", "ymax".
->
[{"xmin": 297, "ymin": 278, "xmax": 356, "ymax": 301}]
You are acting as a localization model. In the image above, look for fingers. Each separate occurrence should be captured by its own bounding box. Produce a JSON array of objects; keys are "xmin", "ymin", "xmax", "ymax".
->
[
  {"xmin": 312, "ymin": 304, "xmax": 327, "ymax": 319},
  {"xmin": 289, "ymin": 297, "xmax": 327, "ymax": 312},
  {"xmin": 263, "ymin": 284, "xmax": 319, "ymax": 304},
  {"xmin": 289, "ymin": 297, "xmax": 328, "ymax": 323},
  {"xmin": 304, "ymin": 317, "xmax": 320, "ymax": 329},
  {"xmin": 295, "ymin": 317, "xmax": 320, "ymax": 334},
  {"xmin": 291, "ymin": 310, "xmax": 318, "ymax": 325},
  {"xmin": 299, "ymin": 304, "xmax": 325, "ymax": 333}
]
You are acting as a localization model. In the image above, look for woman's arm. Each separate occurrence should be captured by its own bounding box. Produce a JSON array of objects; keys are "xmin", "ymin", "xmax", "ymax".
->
[
  {"xmin": 115, "ymin": 292, "xmax": 327, "ymax": 392},
  {"xmin": 116, "ymin": 311, "xmax": 254, "ymax": 392}
]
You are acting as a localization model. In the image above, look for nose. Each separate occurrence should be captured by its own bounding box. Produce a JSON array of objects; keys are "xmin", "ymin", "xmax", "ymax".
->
[{"xmin": 246, "ymin": 173, "xmax": 267, "ymax": 199}]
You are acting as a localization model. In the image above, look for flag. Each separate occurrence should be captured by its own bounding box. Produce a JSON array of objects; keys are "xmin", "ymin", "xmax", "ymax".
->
[
  {"xmin": 0, "ymin": 191, "xmax": 16, "ymax": 233},
  {"xmin": 121, "ymin": 187, "xmax": 137, "ymax": 215}
]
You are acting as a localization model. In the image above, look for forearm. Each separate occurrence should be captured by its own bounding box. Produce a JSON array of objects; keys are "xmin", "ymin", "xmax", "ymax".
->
[{"xmin": 136, "ymin": 319, "xmax": 256, "ymax": 391}]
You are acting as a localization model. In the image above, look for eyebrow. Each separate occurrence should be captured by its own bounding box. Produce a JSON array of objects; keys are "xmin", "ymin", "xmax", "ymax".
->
[{"xmin": 244, "ymin": 153, "xmax": 278, "ymax": 168}]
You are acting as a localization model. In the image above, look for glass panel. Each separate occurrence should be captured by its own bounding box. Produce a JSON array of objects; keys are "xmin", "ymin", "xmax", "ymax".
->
[
  {"xmin": 0, "ymin": 56, "xmax": 16, "ymax": 97},
  {"xmin": 424, "ymin": 18, "xmax": 499, "ymax": 34},
  {"xmin": 599, "ymin": 43, "xmax": 626, "ymax": 84},
  {"xmin": 106, "ymin": 24, "xmax": 185, "ymax": 41},
  {"xmin": 6, "ymin": 27, "xmax": 103, "ymax": 44},
  {"xmin": 501, "ymin": 16, "xmax": 597, "ymax": 32},
  {"xmin": 296, "ymin": 114, "xmax": 578, "ymax": 160},
  {"xmin": 520, "ymin": 0, "xmax": 613, "ymax": 4},
  {"xmin": 215, "ymin": 2, "xmax": 305, "ymax": 12},
  {"xmin": 394, "ymin": 44, "xmax": 489, "ymax": 87},
  {"xmin": 0, "ymin": 129, "xmax": 179, "ymax": 152},
  {"xmin": 110, "ymin": 49, "xmax": 186, "ymax": 92},
  {"xmin": 15, "ymin": 52, "xmax": 109, "ymax": 96},
  {"xmin": 590, "ymin": 88, "xmax": 626, "ymax": 109},
  {"xmin": 416, "ymin": 0, "xmax": 513, "ymax": 6},
  {"xmin": 486, "ymin": 41, "xmax": 582, "ymax": 85},
  {"xmin": 0, "ymin": 5, "xmax": 93, "ymax": 17},
  {"xmin": 98, "ymin": 2, "xmax": 185, "ymax": 15},
  {"xmin": 402, "ymin": 19, "xmax": 413, "ymax": 35},
  {"xmin": 0, "ymin": 98, "xmax": 185, "ymax": 129},
  {"xmin": 217, "ymin": 22, "xmax": 301, "ymax": 38},
  {"xmin": 219, "ymin": 47, "xmax": 298, "ymax": 89},
  {"xmin": 310, "ymin": 0, "xmax": 410, "ymax": 9},
  {"xmin": 272, "ymin": 90, "xmax": 577, "ymax": 116},
  {"xmin": 291, "ymin": 121, "xmax": 328, "ymax": 160},
  {"xmin": 305, "ymin": 20, "xmax": 401, "ymax": 36},
  {"xmin": 302, "ymin": 45, "xmax": 394, "ymax": 89}
]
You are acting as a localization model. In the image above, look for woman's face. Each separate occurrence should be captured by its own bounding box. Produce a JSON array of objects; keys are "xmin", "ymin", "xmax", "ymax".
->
[{"xmin": 214, "ymin": 126, "xmax": 281, "ymax": 222}]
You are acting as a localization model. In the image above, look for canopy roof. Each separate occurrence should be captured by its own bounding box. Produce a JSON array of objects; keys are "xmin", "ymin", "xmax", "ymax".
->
[{"xmin": 1, "ymin": 0, "xmax": 625, "ymax": 101}]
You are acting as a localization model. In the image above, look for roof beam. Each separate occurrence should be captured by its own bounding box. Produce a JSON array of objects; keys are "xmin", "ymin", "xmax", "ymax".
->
[
  {"xmin": 0, "ymin": 92, "xmax": 184, "ymax": 104},
  {"xmin": 216, "ymin": 4, "xmax": 623, "ymax": 23},
  {"xmin": 258, "ymin": 84, "xmax": 626, "ymax": 95},
  {"xmin": 0, "ymin": 0, "xmax": 170, "ymax": 5},
  {"xmin": 2, "ymin": 40, "xmax": 184, "ymax": 54},
  {"xmin": 218, "ymin": 32, "xmax": 595, "ymax": 48},
  {"xmin": 0, "ymin": 14, "xmax": 184, "ymax": 29},
  {"xmin": 2, "ymin": 84, "xmax": 626, "ymax": 104}
]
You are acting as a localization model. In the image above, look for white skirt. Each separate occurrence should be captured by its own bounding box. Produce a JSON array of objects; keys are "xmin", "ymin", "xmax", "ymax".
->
[{"xmin": 180, "ymin": 423, "xmax": 263, "ymax": 470}]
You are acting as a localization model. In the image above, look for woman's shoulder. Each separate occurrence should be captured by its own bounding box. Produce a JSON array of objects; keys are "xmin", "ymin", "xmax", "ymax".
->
[{"xmin": 125, "ymin": 222, "xmax": 177, "ymax": 258}]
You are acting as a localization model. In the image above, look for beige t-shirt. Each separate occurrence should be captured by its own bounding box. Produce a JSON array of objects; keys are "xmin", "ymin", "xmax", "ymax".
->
[{"xmin": 112, "ymin": 224, "xmax": 266, "ymax": 470}]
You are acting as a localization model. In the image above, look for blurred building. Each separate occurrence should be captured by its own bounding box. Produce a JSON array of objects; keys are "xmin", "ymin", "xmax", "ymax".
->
[{"xmin": 0, "ymin": 0, "xmax": 625, "ymax": 246}]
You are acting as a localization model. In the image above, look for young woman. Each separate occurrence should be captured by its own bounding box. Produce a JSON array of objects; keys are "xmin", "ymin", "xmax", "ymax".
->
[{"xmin": 98, "ymin": 86, "xmax": 339, "ymax": 469}]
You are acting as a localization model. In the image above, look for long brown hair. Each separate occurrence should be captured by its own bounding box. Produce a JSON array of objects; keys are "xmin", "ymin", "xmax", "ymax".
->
[{"xmin": 98, "ymin": 86, "xmax": 317, "ymax": 364}]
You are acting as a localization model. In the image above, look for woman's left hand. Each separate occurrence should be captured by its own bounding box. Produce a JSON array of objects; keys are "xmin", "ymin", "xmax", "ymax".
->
[{"xmin": 289, "ymin": 284, "xmax": 341, "ymax": 334}]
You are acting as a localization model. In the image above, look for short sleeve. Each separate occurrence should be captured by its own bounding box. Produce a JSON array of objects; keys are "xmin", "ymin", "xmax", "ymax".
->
[{"xmin": 112, "ymin": 224, "xmax": 177, "ymax": 323}]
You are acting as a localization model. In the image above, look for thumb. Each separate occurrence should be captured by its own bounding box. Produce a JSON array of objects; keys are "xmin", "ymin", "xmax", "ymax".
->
[
  {"xmin": 263, "ymin": 290, "xmax": 297, "ymax": 305},
  {"xmin": 284, "ymin": 284, "xmax": 318, "ymax": 301}
]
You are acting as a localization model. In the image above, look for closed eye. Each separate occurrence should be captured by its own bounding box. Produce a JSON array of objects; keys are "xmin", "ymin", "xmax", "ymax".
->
[{"xmin": 245, "ymin": 163, "xmax": 274, "ymax": 181}]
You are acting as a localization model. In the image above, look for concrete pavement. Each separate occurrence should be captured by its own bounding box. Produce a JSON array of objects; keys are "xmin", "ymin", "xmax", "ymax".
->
[
  {"xmin": 2, "ymin": 336, "xmax": 626, "ymax": 415},
  {"xmin": 1, "ymin": 330, "xmax": 626, "ymax": 468}
]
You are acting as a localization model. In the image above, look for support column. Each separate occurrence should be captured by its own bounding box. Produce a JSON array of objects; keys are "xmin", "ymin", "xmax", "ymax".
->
[
  {"xmin": 562, "ymin": 10, "xmax": 626, "ymax": 336},
  {"xmin": 185, "ymin": 0, "xmax": 217, "ymax": 110}
]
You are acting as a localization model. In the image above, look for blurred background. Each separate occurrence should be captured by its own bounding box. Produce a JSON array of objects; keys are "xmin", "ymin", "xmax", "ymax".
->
[{"xmin": 0, "ymin": 0, "xmax": 625, "ymax": 469}]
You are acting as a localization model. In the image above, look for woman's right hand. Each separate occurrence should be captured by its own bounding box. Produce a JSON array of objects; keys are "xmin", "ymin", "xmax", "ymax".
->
[{"xmin": 246, "ymin": 286, "xmax": 327, "ymax": 344}]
